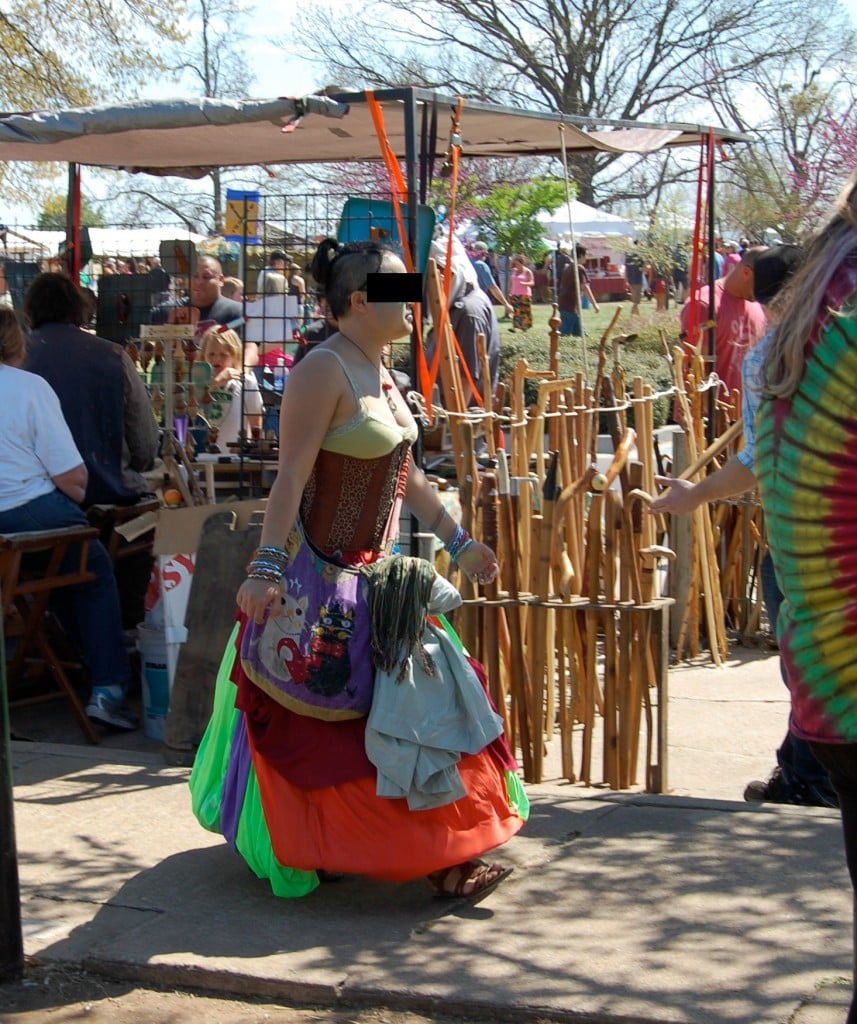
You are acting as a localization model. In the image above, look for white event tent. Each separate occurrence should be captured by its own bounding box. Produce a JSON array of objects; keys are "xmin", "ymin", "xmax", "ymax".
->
[
  {"xmin": 3, "ymin": 227, "xmax": 206, "ymax": 261},
  {"xmin": 537, "ymin": 200, "xmax": 637, "ymax": 241}
]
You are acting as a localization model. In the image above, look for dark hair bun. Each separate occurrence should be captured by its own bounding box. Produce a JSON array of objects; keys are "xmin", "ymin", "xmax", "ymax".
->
[{"xmin": 310, "ymin": 238, "xmax": 340, "ymax": 289}]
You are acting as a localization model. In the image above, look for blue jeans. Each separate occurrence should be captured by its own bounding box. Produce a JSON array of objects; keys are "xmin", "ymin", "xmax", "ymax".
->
[
  {"xmin": 761, "ymin": 553, "xmax": 837, "ymax": 806},
  {"xmin": 559, "ymin": 310, "xmax": 582, "ymax": 337},
  {"xmin": 0, "ymin": 489, "xmax": 131, "ymax": 693},
  {"xmin": 809, "ymin": 742, "xmax": 857, "ymax": 1024}
]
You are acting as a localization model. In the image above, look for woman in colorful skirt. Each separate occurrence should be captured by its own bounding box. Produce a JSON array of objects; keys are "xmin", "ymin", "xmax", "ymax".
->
[
  {"xmin": 190, "ymin": 238, "xmax": 528, "ymax": 899},
  {"xmin": 755, "ymin": 169, "xmax": 857, "ymax": 1024},
  {"xmin": 507, "ymin": 254, "xmax": 534, "ymax": 331}
]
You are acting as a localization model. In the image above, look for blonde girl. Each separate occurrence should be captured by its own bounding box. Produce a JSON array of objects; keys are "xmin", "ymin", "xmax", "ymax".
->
[{"xmin": 199, "ymin": 326, "xmax": 263, "ymax": 451}]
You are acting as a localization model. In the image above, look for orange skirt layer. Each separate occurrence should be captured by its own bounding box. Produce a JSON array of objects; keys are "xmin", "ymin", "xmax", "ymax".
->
[{"xmin": 251, "ymin": 741, "xmax": 524, "ymax": 882}]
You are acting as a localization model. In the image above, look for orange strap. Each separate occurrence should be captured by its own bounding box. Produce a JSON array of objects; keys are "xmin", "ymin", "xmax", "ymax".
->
[
  {"xmin": 365, "ymin": 93, "xmax": 482, "ymax": 414},
  {"xmin": 365, "ymin": 90, "xmax": 413, "ymax": 271},
  {"xmin": 425, "ymin": 99, "xmax": 484, "ymax": 409},
  {"xmin": 365, "ymin": 90, "xmax": 431, "ymax": 406}
]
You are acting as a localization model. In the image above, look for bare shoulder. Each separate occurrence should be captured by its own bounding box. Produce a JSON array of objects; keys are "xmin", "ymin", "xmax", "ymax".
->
[{"xmin": 284, "ymin": 345, "xmax": 348, "ymax": 401}]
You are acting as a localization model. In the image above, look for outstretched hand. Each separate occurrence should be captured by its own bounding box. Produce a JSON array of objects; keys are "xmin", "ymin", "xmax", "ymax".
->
[{"xmin": 649, "ymin": 475, "xmax": 700, "ymax": 516}]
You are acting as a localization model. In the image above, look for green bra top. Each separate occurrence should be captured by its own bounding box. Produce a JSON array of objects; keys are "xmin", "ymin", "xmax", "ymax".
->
[{"xmin": 316, "ymin": 348, "xmax": 418, "ymax": 458}]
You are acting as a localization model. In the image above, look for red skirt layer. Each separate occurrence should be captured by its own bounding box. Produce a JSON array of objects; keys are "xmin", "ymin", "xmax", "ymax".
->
[{"xmin": 251, "ymin": 738, "xmax": 524, "ymax": 882}]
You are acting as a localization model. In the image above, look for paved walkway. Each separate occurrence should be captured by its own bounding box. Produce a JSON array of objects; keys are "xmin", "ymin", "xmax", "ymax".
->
[{"xmin": 8, "ymin": 640, "xmax": 854, "ymax": 1023}]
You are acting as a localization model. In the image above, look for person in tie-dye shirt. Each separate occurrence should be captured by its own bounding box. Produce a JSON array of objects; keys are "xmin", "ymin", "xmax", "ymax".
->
[{"xmin": 756, "ymin": 170, "xmax": 857, "ymax": 1024}]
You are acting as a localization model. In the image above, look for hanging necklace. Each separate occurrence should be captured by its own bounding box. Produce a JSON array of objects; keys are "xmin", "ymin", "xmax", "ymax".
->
[{"xmin": 338, "ymin": 332, "xmax": 397, "ymax": 413}]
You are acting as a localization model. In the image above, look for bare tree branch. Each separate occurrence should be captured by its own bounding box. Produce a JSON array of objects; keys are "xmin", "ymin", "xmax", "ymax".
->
[{"xmin": 295, "ymin": 0, "xmax": 857, "ymax": 216}]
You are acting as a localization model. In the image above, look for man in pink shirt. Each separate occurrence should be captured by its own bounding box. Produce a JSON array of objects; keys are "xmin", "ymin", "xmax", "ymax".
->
[{"xmin": 680, "ymin": 246, "xmax": 768, "ymax": 399}]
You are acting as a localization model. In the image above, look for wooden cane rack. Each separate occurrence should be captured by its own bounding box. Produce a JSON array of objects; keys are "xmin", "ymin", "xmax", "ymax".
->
[{"xmin": 423, "ymin": 286, "xmax": 761, "ymax": 790}]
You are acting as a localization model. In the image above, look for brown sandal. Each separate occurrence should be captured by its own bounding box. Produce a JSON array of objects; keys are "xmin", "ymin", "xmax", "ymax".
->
[{"xmin": 427, "ymin": 859, "xmax": 513, "ymax": 902}]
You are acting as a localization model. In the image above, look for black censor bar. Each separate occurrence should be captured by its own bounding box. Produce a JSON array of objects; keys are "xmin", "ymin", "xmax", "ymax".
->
[{"xmin": 366, "ymin": 273, "xmax": 423, "ymax": 303}]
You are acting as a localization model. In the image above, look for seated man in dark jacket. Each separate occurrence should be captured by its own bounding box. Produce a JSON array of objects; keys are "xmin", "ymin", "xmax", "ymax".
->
[
  {"xmin": 24, "ymin": 273, "xmax": 160, "ymax": 629},
  {"xmin": 24, "ymin": 273, "xmax": 159, "ymax": 509}
]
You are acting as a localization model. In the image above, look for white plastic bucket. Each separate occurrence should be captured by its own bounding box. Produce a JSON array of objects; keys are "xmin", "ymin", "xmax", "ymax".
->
[{"xmin": 136, "ymin": 624, "xmax": 171, "ymax": 740}]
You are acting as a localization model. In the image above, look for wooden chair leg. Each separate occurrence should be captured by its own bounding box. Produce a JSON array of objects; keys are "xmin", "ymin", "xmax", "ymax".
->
[{"xmin": 32, "ymin": 628, "xmax": 100, "ymax": 745}]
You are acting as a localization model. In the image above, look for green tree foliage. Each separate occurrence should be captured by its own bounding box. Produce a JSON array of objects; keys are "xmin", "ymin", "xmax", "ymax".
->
[
  {"xmin": 0, "ymin": 0, "xmax": 185, "ymax": 109},
  {"xmin": 37, "ymin": 193, "xmax": 105, "ymax": 230},
  {"xmin": 0, "ymin": 0, "xmax": 186, "ymax": 213},
  {"xmin": 476, "ymin": 179, "xmax": 567, "ymax": 259}
]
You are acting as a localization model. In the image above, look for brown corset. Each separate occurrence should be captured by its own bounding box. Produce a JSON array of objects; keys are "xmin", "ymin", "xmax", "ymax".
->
[{"xmin": 300, "ymin": 442, "xmax": 411, "ymax": 556}]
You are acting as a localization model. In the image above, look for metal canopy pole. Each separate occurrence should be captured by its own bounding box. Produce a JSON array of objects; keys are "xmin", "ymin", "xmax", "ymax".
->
[
  {"xmin": 403, "ymin": 87, "xmax": 423, "ymax": 556},
  {"xmin": 706, "ymin": 140, "xmax": 716, "ymax": 445},
  {"xmin": 65, "ymin": 162, "xmax": 82, "ymax": 283},
  {"xmin": 0, "ymin": 602, "xmax": 24, "ymax": 983}
]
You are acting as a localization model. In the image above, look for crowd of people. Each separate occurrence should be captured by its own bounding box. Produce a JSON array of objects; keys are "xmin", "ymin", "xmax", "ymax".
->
[
  {"xmin": 0, "ymin": 246, "xmax": 311, "ymax": 735},
  {"xmin": 3, "ymin": 177, "xmax": 857, "ymax": 1015}
]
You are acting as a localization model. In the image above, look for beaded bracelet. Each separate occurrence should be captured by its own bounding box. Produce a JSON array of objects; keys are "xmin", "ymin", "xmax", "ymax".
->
[
  {"xmin": 256, "ymin": 545, "xmax": 288, "ymax": 559},
  {"xmin": 455, "ymin": 538, "xmax": 475, "ymax": 562},
  {"xmin": 245, "ymin": 545, "xmax": 288, "ymax": 582},
  {"xmin": 444, "ymin": 525, "xmax": 474, "ymax": 563}
]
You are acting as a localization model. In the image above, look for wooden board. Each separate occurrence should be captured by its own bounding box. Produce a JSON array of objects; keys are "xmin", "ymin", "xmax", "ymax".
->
[{"xmin": 161, "ymin": 508, "xmax": 264, "ymax": 765}]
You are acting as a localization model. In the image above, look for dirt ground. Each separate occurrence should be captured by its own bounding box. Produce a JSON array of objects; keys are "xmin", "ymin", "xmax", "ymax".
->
[{"xmin": 1, "ymin": 962, "xmax": 549, "ymax": 1024}]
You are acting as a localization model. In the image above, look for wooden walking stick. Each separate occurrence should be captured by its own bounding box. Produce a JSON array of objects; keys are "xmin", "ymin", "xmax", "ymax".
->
[
  {"xmin": 590, "ymin": 307, "xmax": 624, "ymax": 446},
  {"xmin": 581, "ymin": 489, "xmax": 605, "ymax": 785},
  {"xmin": 476, "ymin": 332, "xmax": 497, "ymax": 458},
  {"xmin": 590, "ymin": 426, "xmax": 637, "ymax": 494},
  {"xmin": 677, "ymin": 418, "xmax": 744, "ymax": 481},
  {"xmin": 527, "ymin": 451, "xmax": 559, "ymax": 782},
  {"xmin": 497, "ymin": 451, "xmax": 534, "ymax": 777},
  {"xmin": 602, "ymin": 488, "xmax": 620, "ymax": 788},
  {"xmin": 457, "ymin": 420, "xmax": 479, "ymax": 653},
  {"xmin": 510, "ymin": 359, "xmax": 530, "ymax": 480},
  {"xmin": 425, "ymin": 258, "xmax": 473, "ymax": 489},
  {"xmin": 478, "ymin": 471, "xmax": 507, "ymax": 733},
  {"xmin": 668, "ymin": 338, "xmax": 727, "ymax": 663}
]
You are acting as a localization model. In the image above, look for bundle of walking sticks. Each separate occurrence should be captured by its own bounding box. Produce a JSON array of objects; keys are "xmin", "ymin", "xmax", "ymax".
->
[{"xmin": 425, "ymin": 262, "xmax": 764, "ymax": 789}]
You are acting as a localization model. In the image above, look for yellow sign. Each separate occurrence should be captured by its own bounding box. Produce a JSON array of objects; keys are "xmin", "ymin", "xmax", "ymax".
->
[{"xmin": 224, "ymin": 192, "xmax": 260, "ymax": 242}]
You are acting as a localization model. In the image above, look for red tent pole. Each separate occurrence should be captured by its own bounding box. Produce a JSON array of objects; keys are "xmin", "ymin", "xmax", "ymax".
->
[{"xmin": 65, "ymin": 163, "xmax": 81, "ymax": 283}]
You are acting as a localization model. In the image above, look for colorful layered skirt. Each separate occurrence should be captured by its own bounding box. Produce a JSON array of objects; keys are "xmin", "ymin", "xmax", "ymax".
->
[{"xmin": 190, "ymin": 622, "xmax": 528, "ymax": 898}]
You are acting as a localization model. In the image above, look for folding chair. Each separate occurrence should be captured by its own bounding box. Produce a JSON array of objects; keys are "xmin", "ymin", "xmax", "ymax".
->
[
  {"xmin": 86, "ymin": 498, "xmax": 160, "ymax": 565},
  {"xmin": 0, "ymin": 525, "xmax": 101, "ymax": 744},
  {"xmin": 87, "ymin": 498, "xmax": 160, "ymax": 629}
]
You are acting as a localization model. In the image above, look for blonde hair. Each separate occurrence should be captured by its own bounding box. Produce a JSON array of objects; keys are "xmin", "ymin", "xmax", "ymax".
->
[
  {"xmin": 200, "ymin": 326, "xmax": 243, "ymax": 366},
  {"xmin": 766, "ymin": 168, "xmax": 857, "ymax": 399},
  {"xmin": 0, "ymin": 307, "xmax": 25, "ymax": 365}
]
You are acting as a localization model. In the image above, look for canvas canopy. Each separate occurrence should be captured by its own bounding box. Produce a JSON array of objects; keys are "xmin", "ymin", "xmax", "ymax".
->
[
  {"xmin": 537, "ymin": 201, "xmax": 637, "ymax": 240},
  {"xmin": 0, "ymin": 90, "xmax": 749, "ymax": 177}
]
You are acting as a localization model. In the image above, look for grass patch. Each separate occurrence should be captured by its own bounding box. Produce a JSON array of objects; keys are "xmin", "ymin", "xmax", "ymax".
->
[
  {"xmin": 397, "ymin": 296, "xmax": 684, "ymax": 429},
  {"xmin": 497, "ymin": 298, "xmax": 682, "ymax": 427}
]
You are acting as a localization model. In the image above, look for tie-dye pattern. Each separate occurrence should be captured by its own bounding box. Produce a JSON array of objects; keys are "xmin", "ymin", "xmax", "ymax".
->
[{"xmin": 756, "ymin": 254, "xmax": 857, "ymax": 742}]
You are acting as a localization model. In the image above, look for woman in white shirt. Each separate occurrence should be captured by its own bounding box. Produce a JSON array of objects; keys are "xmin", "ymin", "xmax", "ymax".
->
[{"xmin": 0, "ymin": 307, "xmax": 137, "ymax": 731}]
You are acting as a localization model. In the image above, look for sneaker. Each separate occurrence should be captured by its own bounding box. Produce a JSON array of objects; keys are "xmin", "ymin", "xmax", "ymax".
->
[
  {"xmin": 86, "ymin": 691, "xmax": 139, "ymax": 732},
  {"xmin": 743, "ymin": 767, "xmax": 792, "ymax": 804},
  {"xmin": 744, "ymin": 766, "xmax": 839, "ymax": 808}
]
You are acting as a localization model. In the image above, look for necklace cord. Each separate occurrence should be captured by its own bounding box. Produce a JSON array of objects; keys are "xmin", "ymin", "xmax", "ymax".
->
[{"xmin": 338, "ymin": 332, "xmax": 397, "ymax": 412}]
